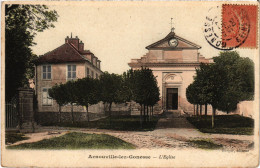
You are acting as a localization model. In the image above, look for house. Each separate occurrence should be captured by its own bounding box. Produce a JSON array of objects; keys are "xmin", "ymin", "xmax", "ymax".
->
[
  {"xmin": 34, "ymin": 35, "xmax": 103, "ymax": 124},
  {"xmin": 128, "ymin": 28, "xmax": 213, "ymax": 115}
]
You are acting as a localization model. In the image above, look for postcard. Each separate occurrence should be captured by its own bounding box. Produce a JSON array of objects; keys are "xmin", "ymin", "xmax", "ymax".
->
[{"xmin": 1, "ymin": 1, "xmax": 259, "ymax": 167}]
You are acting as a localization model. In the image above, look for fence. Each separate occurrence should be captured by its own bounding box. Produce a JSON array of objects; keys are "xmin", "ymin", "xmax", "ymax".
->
[{"xmin": 5, "ymin": 100, "xmax": 18, "ymax": 128}]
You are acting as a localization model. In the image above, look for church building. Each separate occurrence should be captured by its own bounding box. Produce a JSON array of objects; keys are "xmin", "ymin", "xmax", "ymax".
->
[{"xmin": 128, "ymin": 28, "xmax": 212, "ymax": 115}]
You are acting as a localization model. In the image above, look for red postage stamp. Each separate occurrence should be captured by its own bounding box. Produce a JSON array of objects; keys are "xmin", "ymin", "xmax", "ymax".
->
[{"xmin": 222, "ymin": 4, "xmax": 258, "ymax": 48}]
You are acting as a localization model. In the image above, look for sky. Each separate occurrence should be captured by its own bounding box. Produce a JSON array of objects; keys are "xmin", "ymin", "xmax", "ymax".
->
[{"xmin": 31, "ymin": 2, "xmax": 258, "ymax": 74}]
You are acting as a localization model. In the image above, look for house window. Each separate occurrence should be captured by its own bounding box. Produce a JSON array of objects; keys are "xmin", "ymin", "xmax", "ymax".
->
[
  {"xmin": 91, "ymin": 71, "xmax": 94, "ymax": 78},
  {"xmin": 67, "ymin": 65, "xmax": 76, "ymax": 80},
  {"xmin": 42, "ymin": 65, "xmax": 51, "ymax": 80},
  {"xmin": 42, "ymin": 88, "xmax": 52, "ymax": 106},
  {"xmin": 86, "ymin": 67, "xmax": 90, "ymax": 77}
]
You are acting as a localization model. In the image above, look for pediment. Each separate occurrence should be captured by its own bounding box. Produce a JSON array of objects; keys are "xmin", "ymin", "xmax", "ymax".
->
[{"xmin": 146, "ymin": 32, "xmax": 201, "ymax": 50}]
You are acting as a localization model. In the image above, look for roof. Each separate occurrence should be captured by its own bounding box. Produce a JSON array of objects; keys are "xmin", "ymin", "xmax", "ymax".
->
[
  {"xmin": 146, "ymin": 32, "xmax": 201, "ymax": 50},
  {"xmin": 34, "ymin": 43, "xmax": 88, "ymax": 64},
  {"xmin": 79, "ymin": 50, "xmax": 93, "ymax": 55}
]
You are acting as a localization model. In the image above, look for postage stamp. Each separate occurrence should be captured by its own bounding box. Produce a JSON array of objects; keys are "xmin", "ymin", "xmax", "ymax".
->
[
  {"xmin": 204, "ymin": 4, "xmax": 258, "ymax": 50},
  {"xmin": 1, "ymin": 1, "xmax": 259, "ymax": 168},
  {"xmin": 222, "ymin": 4, "xmax": 258, "ymax": 49}
]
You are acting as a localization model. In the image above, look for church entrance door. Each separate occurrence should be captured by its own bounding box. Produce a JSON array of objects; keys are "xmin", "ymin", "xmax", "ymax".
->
[{"xmin": 166, "ymin": 88, "xmax": 178, "ymax": 110}]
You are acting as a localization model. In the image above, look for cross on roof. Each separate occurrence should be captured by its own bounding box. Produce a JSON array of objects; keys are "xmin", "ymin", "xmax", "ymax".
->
[{"xmin": 170, "ymin": 18, "xmax": 175, "ymax": 32}]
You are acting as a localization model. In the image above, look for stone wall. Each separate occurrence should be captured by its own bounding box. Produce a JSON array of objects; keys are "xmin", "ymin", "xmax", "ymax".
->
[
  {"xmin": 35, "ymin": 101, "xmax": 163, "ymax": 125},
  {"xmin": 35, "ymin": 111, "xmax": 106, "ymax": 125},
  {"xmin": 182, "ymin": 101, "xmax": 254, "ymax": 118},
  {"xmin": 232, "ymin": 101, "xmax": 254, "ymax": 118}
]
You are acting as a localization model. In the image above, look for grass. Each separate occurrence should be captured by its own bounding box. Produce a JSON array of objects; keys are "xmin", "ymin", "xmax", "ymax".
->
[
  {"xmin": 5, "ymin": 132, "xmax": 29, "ymax": 144},
  {"xmin": 187, "ymin": 115, "xmax": 254, "ymax": 135},
  {"xmin": 7, "ymin": 132, "xmax": 135, "ymax": 149},
  {"xmin": 189, "ymin": 139, "xmax": 222, "ymax": 150},
  {"xmin": 43, "ymin": 115, "xmax": 159, "ymax": 131}
]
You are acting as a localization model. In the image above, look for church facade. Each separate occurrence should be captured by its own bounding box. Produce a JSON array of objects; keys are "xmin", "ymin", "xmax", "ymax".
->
[{"xmin": 128, "ymin": 30, "xmax": 212, "ymax": 114}]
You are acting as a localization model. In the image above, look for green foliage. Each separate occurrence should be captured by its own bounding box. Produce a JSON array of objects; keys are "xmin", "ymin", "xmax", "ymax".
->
[
  {"xmin": 63, "ymin": 80, "xmax": 77, "ymax": 105},
  {"xmin": 213, "ymin": 51, "xmax": 254, "ymax": 112},
  {"xmin": 120, "ymin": 69, "xmax": 135, "ymax": 102},
  {"xmin": 42, "ymin": 115, "xmax": 159, "ymax": 131},
  {"xmin": 5, "ymin": 5, "xmax": 58, "ymax": 33},
  {"xmin": 187, "ymin": 115, "xmax": 254, "ymax": 135},
  {"xmin": 48, "ymin": 84, "xmax": 67, "ymax": 106},
  {"xmin": 74, "ymin": 77, "xmax": 101, "ymax": 121},
  {"xmin": 7, "ymin": 132, "xmax": 135, "ymax": 149},
  {"xmin": 74, "ymin": 77, "xmax": 101, "ymax": 107},
  {"xmin": 99, "ymin": 72, "xmax": 123, "ymax": 106},
  {"xmin": 186, "ymin": 51, "xmax": 254, "ymax": 113},
  {"xmin": 48, "ymin": 67, "xmax": 159, "ymax": 126},
  {"xmin": 5, "ymin": 132, "xmax": 29, "ymax": 144},
  {"xmin": 186, "ymin": 82, "xmax": 200, "ymax": 105},
  {"xmin": 132, "ymin": 67, "xmax": 160, "ymax": 106},
  {"xmin": 5, "ymin": 5, "xmax": 58, "ymax": 100},
  {"xmin": 189, "ymin": 139, "xmax": 222, "ymax": 150}
]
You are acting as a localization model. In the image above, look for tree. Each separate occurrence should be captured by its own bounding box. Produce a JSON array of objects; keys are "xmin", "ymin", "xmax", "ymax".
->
[
  {"xmin": 132, "ymin": 67, "xmax": 160, "ymax": 124},
  {"xmin": 99, "ymin": 72, "xmax": 123, "ymax": 119},
  {"xmin": 147, "ymin": 76, "xmax": 160, "ymax": 118},
  {"xmin": 74, "ymin": 77, "xmax": 101, "ymax": 122},
  {"xmin": 5, "ymin": 5, "xmax": 58, "ymax": 101},
  {"xmin": 187, "ymin": 51, "xmax": 254, "ymax": 128},
  {"xmin": 121, "ymin": 70, "xmax": 135, "ymax": 100},
  {"xmin": 63, "ymin": 80, "xmax": 77, "ymax": 124},
  {"xmin": 213, "ymin": 51, "xmax": 254, "ymax": 114},
  {"xmin": 194, "ymin": 63, "xmax": 214, "ymax": 116},
  {"xmin": 119, "ymin": 69, "xmax": 136, "ymax": 115},
  {"xmin": 205, "ymin": 63, "xmax": 225, "ymax": 127},
  {"xmin": 49, "ymin": 84, "xmax": 67, "ymax": 123},
  {"xmin": 186, "ymin": 82, "xmax": 199, "ymax": 116}
]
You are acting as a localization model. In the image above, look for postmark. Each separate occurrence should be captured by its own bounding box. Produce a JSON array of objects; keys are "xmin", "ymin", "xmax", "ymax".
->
[{"xmin": 204, "ymin": 6, "xmax": 229, "ymax": 50}]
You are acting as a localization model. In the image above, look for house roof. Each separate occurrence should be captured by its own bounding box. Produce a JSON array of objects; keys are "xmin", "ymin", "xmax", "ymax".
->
[
  {"xmin": 79, "ymin": 50, "xmax": 93, "ymax": 55},
  {"xmin": 146, "ymin": 31, "xmax": 201, "ymax": 50},
  {"xmin": 34, "ymin": 43, "xmax": 89, "ymax": 64}
]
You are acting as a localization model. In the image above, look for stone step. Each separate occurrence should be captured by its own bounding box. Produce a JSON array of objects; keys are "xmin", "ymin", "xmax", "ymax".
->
[{"xmin": 165, "ymin": 110, "xmax": 181, "ymax": 117}]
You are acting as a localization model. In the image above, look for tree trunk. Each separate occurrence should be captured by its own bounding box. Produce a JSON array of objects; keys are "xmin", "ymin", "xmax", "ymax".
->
[
  {"xmin": 200, "ymin": 104, "xmax": 202, "ymax": 116},
  {"xmin": 59, "ymin": 105, "xmax": 61, "ymax": 123},
  {"xmin": 149, "ymin": 106, "xmax": 152, "ymax": 120},
  {"xmin": 143, "ymin": 104, "xmax": 146, "ymax": 123},
  {"xmin": 196, "ymin": 104, "xmax": 199, "ymax": 116},
  {"xmin": 71, "ymin": 103, "xmax": 74, "ymax": 124},
  {"xmin": 147, "ymin": 105, "xmax": 149, "ymax": 122},
  {"xmin": 152, "ymin": 106, "xmax": 154, "ymax": 116},
  {"xmin": 109, "ymin": 102, "xmax": 112, "ymax": 125},
  {"xmin": 193, "ymin": 105, "xmax": 195, "ymax": 116},
  {"xmin": 86, "ymin": 105, "xmax": 89, "ymax": 122},
  {"xmin": 205, "ymin": 104, "xmax": 207, "ymax": 116},
  {"xmin": 129, "ymin": 101, "xmax": 132, "ymax": 115},
  {"xmin": 140, "ymin": 104, "xmax": 143, "ymax": 128},
  {"xmin": 212, "ymin": 107, "xmax": 216, "ymax": 128}
]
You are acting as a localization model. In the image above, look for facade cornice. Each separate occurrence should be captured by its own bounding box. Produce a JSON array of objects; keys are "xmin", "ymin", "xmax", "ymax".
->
[
  {"xmin": 128, "ymin": 62, "xmax": 201, "ymax": 68},
  {"xmin": 149, "ymin": 47, "xmax": 199, "ymax": 50}
]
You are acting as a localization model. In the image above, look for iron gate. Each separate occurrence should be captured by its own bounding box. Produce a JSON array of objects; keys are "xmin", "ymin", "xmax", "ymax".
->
[{"xmin": 5, "ymin": 98, "xmax": 18, "ymax": 128}]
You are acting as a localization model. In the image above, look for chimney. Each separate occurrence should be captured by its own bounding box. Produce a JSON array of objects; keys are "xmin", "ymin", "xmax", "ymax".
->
[
  {"xmin": 65, "ymin": 36, "xmax": 69, "ymax": 43},
  {"xmin": 79, "ymin": 41, "xmax": 84, "ymax": 51},
  {"xmin": 66, "ymin": 34, "xmax": 79, "ymax": 50}
]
